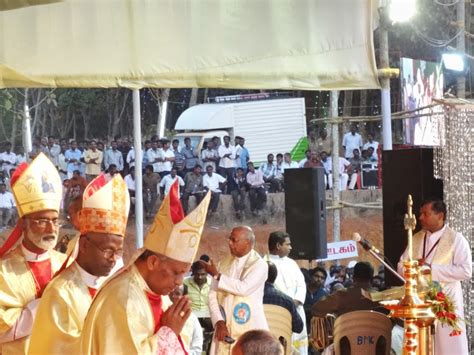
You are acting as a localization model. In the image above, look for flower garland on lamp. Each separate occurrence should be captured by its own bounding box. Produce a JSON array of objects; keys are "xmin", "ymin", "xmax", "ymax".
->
[{"xmin": 426, "ymin": 282, "xmax": 464, "ymax": 337}]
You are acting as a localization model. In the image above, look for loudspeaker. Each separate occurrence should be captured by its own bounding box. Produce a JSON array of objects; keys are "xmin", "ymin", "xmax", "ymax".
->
[
  {"xmin": 284, "ymin": 167, "xmax": 327, "ymax": 260},
  {"xmin": 382, "ymin": 148, "xmax": 443, "ymax": 287}
]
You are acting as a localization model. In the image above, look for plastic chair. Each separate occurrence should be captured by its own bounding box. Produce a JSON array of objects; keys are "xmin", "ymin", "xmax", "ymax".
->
[
  {"xmin": 333, "ymin": 311, "xmax": 392, "ymax": 355},
  {"xmin": 310, "ymin": 314, "xmax": 336, "ymax": 352},
  {"xmin": 264, "ymin": 304, "xmax": 292, "ymax": 355}
]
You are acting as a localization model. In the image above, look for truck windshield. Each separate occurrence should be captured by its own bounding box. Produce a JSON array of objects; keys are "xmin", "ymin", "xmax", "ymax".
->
[{"xmin": 175, "ymin": 136, "xmax": 201, "ymax": 149}]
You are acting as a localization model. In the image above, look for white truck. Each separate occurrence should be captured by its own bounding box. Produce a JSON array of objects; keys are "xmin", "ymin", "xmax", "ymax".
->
[{"xmin": 174, "ymin": 97, "xmax": 307, "ymax": 166}]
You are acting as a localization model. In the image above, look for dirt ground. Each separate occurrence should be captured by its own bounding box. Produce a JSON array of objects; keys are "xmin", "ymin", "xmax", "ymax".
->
[
  {"xmin": 0, "ymin": 213, "xmax": 384, "ymax": 271},
  {"xmin": 125, "ymin": 213, "xmax": 384, "ymax": 269}
]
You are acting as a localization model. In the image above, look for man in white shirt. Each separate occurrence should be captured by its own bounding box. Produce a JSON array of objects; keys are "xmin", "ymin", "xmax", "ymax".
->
[
  {"xmin": 397, "ymin": 200, "xmax": 471, "ymax": 355},
  {"xmin": 0, "ymin": 183, "xmax": 15, "ymax": 229},
  {"xmin": 265, "ymin": 231, "xmax": 308, "ymax": 354},
  {"xmin": 146, "ymin": 140, "xmax": 162, "ymax": 174},
  {"xmin": 246, "ymin": 162, "xmax": 266, "ymax": 215},
  {"xmin": 57, "ymin": 143, "xmax": 68, "ymax": 182},
  {"xmin": 342, "ymin": 124, "xmax": 363, "ymax": 159},
  {"xmin": 159, "ymin": 168, "xmax": 185, "ymax": 197},
  {"xmin": 298, "ymin": 149, "xmax": 312, "ymax": 168},
  {"xmin": 202, "ymin": 165, "xmax": 226, "ymax": 213},
  {"xmin": 0, "ymin": 142, "xmax": 17, "ymax": 177},
  {"xmin": 201, "ymin": 141, "xmax": 219, "ymax": 172},
  {"xmin": 45, "ymin": 136, "xmax": 61, "ymax": 168},
  {"xmin": 320, "ymin": 151, "xmax": 351, "ymax": 190},
  {"xmin": 155, "ymin": 139, "xmax": 175, "ymax": 178},
  {"xmin": 362, "ymin": 133, "xmax": 379, "ymax": 161},
  {"xmin": 202, "ymin": 226, "xmax": 268, "ymax": 355},
  {"xmin": 124, "ymin": 167, "xmax": 136, "ymax": 215},
  {"xmin": 217, "ymin": 136, "xmax": 236, "ymax": 187},
  {"xmin": 281, "ymin": 153, "xmax": 298, "ymax": 173}
]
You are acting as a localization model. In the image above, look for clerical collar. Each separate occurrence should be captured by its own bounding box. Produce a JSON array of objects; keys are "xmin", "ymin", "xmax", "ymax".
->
[
  {"xmin": 21, "ymin": 243, "xmax": 50, "ymax": 262},
  {"xmin": 425, "ymin": 225, "xmax": 447, "ymax": 242},
  {"xmin": 268, "ymin": 254, "xmax": 281, "ymax": 260},
  {"xmin": 76, "ymin": 262, "xmax": 103, "ymax": 289},
  {"xmin": 236, "ymin": 250, "xmax": 252, "ymax": 264}
]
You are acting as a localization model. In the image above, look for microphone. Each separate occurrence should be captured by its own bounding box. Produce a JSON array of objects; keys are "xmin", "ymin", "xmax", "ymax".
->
[{"xmin": 353, "ymin": 233, "xmax": 381, "ymax": 254}]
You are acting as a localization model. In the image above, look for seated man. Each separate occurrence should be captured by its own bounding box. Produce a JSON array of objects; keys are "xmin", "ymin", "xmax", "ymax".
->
[
  {"xmin": 159, "ymin": 167, "xmax": 185, "ymax": 198},
  {"xmin": 348, "ymin": 149, "xmax": 362, "ymax": 190},
  {"xmin": 182, "ymin": 165, "xmax": 204, "ymax": 214},
  {"xmin": 246, "ymin": 162, "xmax": 266, "ymax": 216},
  {"xmin": 259, "ymin": 154, "xmax": 280, "ymax": 193},
  {"xmin": 202, "ymin": 165, "xmax": 226, "ymax": 214},
  {"xmin": 183, "ymin": 261, "xmax": 212, "ymax": 329},
  {"xmin": 312, "ymin": 262, "xmax": 384, "ymax": 317},
  {"xmin": 143, "ymin": 164, "xmax": 160, "ymax": 219},
  {"xmin": 124, "ymin": 167, "xmax": 136, "ymax": 216},
  {"xmin": 263, "ymin": 262, "xmax": 303, "ymax": 334},
  {"xmin": 228, "ymin": 168, "xmax": 247, "ymax": 219},
  {"xmin": 304, "ymin": 267, "xmax": 329, "ymax": 326}
]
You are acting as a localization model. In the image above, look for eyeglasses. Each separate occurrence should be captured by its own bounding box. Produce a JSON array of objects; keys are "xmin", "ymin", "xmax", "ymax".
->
[
  {"xmin": 86, "ymin": 238, "xmax": 124, "ymax": 260},
  {"xmin": 29, "ymin": 218, "xmax": 60, "ymax": 228}
]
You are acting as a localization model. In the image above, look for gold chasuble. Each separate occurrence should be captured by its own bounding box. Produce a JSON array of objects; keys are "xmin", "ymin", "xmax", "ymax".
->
[
  {"xmin": 28, "ymin": 174, "xmax": 130, "ymax": 355},
  {"xmin": 0, "ymin": 153, "xmax": 63, "ymax": 355},
  {"xmin": 80, "ymin": 265, "xmax": 171, "ymax": 354},
  {"xmin": 0, "ymin": 246, "xmax": 65, "ymax": 355},
  {"xmin": 28, "ymin": 263, "xmax": 92, "ymax": 355}
]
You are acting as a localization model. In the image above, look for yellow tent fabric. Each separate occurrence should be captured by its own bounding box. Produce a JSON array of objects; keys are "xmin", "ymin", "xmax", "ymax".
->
[
  {"xmin": 0, "ymin": 0, "xmax": 380, "ymax": 90},
  {"xmin": 0, "ymin": 0, "xmax": 60, "ymax": 11}
]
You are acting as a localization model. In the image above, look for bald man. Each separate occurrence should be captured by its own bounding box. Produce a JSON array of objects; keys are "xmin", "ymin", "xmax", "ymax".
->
[{"xmin": 202, "ymin": 226, "xmax": 268, "ymax": 355}]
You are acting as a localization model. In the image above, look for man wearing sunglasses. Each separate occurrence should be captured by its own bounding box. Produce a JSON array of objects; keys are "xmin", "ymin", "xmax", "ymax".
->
[
  {"xmin": 29, "ymin": 173, "xmax": 130, "ymax": 354},
  {"xmin": 0, "ymin": 153, "xmax": 65, "ymax": 354}
]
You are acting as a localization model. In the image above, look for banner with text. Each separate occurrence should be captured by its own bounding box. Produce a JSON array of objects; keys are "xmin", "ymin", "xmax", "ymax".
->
[{"xmin": 318, "ymin": 240, "xmax": 358, "ymax": 261}]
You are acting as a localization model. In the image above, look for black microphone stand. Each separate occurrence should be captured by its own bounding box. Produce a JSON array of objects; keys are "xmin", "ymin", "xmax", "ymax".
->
[{"xmin": 361, "ymin": 245, "xmax": 405, "ymax": 283}]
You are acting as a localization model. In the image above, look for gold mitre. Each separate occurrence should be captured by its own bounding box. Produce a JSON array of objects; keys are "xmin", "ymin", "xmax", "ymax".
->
[
  {"xmin": 145, "ymin": 181, "xmax": 211, "ymax": 263},
  {"xmin": 11, "ymin": 152, "xmax": 62, "ymax": 218},
  {"xmin": 78, "ymin": 174, "xmax": 130, "ymax": 237}
]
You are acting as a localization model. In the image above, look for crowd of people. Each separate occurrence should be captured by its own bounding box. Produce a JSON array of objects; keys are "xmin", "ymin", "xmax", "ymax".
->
[
  {"xmin": 0, "ymin": 149, "xmax": 471, "ymax": 355},
  {"xmin": 0, "ymin": 124, "xmax": 380, "ymax": 225}
]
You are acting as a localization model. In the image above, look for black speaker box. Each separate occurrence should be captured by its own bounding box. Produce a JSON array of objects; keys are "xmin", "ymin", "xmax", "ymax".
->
[
  {"xmin": 382, "ymin": 148, "xmax": 443, "ymax": 286},
  {"xmin": 284, "ymin": 167, "xmax": 327, "ymax": 260}
]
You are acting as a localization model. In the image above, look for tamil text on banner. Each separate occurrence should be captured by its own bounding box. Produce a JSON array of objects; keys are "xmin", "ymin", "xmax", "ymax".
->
[{"xmin": 318, "ymin": 240, "xmax": 359, "ymax": 262}]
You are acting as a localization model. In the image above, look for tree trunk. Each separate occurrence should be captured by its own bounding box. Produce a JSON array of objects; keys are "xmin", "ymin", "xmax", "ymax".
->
[
  {"xmin": 359, "ymin": 90, "xmax": 367, "ymax": 117},
  {"xmin": 157, "ymin": 88, "xmax": 170, "ymax": 137},
  {"xmin": 10, "ymin": 110, "xmax": 17, "ymax": 148},
  {"xmin": 189, "ymin": 88, "xmax": 198, "ymax": 107}
]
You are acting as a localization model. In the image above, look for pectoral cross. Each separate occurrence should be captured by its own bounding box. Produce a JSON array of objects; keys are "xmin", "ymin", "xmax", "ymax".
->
[{"xmin": 403, "ymin": 195, "xmax": 417, "ymax": 260}]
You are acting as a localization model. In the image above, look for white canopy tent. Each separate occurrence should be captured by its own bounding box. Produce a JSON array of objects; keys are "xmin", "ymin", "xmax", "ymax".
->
[{"xmin": 0, "ymin": 0, "xmax": 380, "ymax": 246}]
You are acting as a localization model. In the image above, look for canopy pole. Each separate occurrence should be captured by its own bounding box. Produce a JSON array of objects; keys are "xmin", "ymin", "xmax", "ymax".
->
[
  {"xmin": 330, "ymin": 91, "xmax": 340, "ymax": 252},
  {"xmin": 132, "ymin": 89, "xmax": 144, "ymax": 248},
  {"xmin": 23, "ymin": 88, "xmax": 32, "ymax": 160},
  {"xmin": 380, "ymin": 15, "xmax": 392, "ymax": 150}
]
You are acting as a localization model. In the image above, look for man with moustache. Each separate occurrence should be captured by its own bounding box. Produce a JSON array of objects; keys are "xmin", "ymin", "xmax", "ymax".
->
[
  {"xmin": 79, "ymin": 181, "xmax": 211, "ymax": 354},
  {"xmin": 265, "ymin": 231, "xmax": 308, "ymax": 354},
  {"xmin": 28, "ymin": 173, "xmax": 130, "ymax": 354},
  {"xmin": 398, "ymin": 200, "xmax": 471, "ymax": 355},
  {"xmin": 202, "ymin": 226, "xmax": 268, "ymax": 355},
  {"xmin": 0, "ymin": 153, "xmax": 65, "ymax": 354}
]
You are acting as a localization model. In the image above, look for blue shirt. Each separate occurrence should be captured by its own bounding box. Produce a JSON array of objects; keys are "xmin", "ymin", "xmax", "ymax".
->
[
  {"xmin": 240, "ymin": 147, "xmax": 249, "ymax": 171},
  {"xmin": 64, "ymin": 149, "xmax": 83, "ymax": 173}
]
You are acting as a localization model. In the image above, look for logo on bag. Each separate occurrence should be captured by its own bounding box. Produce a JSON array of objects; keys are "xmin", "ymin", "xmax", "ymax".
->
[{"xmin": 233, "ymin": 303, "xmax": 251, "ymax": 324}]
